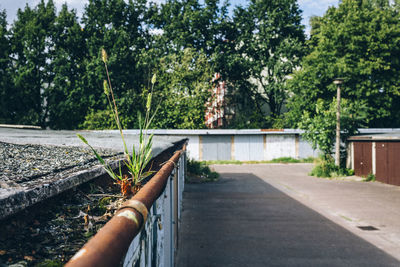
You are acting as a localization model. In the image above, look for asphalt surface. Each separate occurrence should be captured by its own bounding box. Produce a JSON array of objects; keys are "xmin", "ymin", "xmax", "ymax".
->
[{"xmin": 177, "ymin": 164, "xmax": 400, "ymax": 267}]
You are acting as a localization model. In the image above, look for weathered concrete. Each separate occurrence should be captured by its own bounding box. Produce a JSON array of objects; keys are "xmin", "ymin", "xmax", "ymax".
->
[
  {"xmin": 177, "ymin": 164, "xmax": 400, "ymax": 266},
  {"xmin": 0, "ymin": 128, "xmax": 184, "ymax": 219},
  {"xmin": 0, "ymin": 128, "xmax": 182, "ymax": 156}
]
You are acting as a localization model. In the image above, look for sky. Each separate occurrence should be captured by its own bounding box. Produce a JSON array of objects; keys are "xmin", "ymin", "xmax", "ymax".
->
[{"xmin": 0, "ymin": 0, "xmax": 339, "ymax": 35}]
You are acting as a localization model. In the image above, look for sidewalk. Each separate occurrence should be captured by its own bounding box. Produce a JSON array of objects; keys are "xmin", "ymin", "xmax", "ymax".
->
[{"xmin": 177, "ymin": 164, "xmax": 400, "ymax": 267}]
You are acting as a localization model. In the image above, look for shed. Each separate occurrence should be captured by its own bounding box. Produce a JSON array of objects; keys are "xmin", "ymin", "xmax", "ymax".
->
[{"xmin": 347, "ymin": 132, "xmax": 400, "ymax": 186}]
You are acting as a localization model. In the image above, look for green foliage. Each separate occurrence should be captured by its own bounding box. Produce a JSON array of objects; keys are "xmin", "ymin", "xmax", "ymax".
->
[
  {"xmin": 287, "ymin": 0, "xmax": 400, "ymax": 128},
  {"xmin": 80, "ymin": 108, "xmax": 117, "ymax": 129},
  {"xmin": 203, "ymin": 157, "xmax": 315, "ymax": 165},
  {"xmin": 203, "ymin": 160, "xmax": 243, "ymax": 165},
  {"xmin": 153, "ymin": 0, "xmax": 229, "ymax": 57},
  {"xmin": 46, "ymin": 4, "xmax": 87, "ymax": 129},
  {"xmin": 269, "ymin": 157, "xmax": 303, "ymax": 163},
  {"xmin": 78, "ymin": 49, "xmax": 157, "ymax": 196},
  {"xmin": 0, "ymin": 9, "xmax": 12, "ymax": 124},
  {"xmin": 365, "ymin": 173, "xmax": 376, "ymax": 182},
  {"xmin": 225, "ymin": 0, "xmax": 305, "ymax": 127},
  {"xmin": 299, "ymin": 98, "xmax": 368, "ymax": 158},
  {"xmin": 3, "ymin": 0, "xmax": 400, "ymax": 131},
  {"xmin": 35, "ymin": 259, "xmax": 63, "ymax": 267},
  {"xmin": 187, "ymin": 159, "xmax": 219, "ymax": 181},
  {"xmin": 9, "ymin": 0, "xmax": 56, "ymax": 127},
  {"xmin": 309, "ymin": 157, "xmax": 337, "ymax": 177},
  {"xmin": 309, "ymin": 156, "xmax": 354, "ymax": 178},
  {"xmin": 151, "ymin": 48, "xmax": 212, "ymax": 129},
  {"xmin": 80, "ymin": 0, "xmax": 150, "ymax": 129}
]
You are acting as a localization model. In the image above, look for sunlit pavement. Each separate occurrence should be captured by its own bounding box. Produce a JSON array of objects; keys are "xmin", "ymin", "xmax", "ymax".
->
[{"xmin": 177, "ymin": 164, "xmax": 400, "ymax": 267}]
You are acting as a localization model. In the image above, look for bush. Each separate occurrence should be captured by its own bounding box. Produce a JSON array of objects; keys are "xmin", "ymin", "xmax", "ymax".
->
[
  {"xmin": 187, "ymin": 159, "xmax": 219, "ymax": 182},
  {"xmin": 309, "ymin": 156, "xmax": 353, "ymax": 178},
  {"xmin": 365, "ymin": 173, "xmax": 376, "ymax": 182},
  {"xmin": 309, "ymin": 157, "xmax": 337, "ymax": 177}
]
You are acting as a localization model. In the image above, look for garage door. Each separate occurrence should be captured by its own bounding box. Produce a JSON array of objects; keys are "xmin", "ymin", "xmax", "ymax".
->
[{"xmin": 353, "ymin": 142, "xmax": 372, "ymax": 177}]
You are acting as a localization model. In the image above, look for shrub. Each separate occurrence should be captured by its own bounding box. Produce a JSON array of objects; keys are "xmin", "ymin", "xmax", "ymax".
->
[
  {"xmin": 187, "ymin": 159, "xmax": 219, "ymax": 182},
  {"xmin": 309, "ymin": 155, "xmax": 353, "ymax": 178},
  {"xmin": 365, "ymin": 173, "xmax": 376, "ymax": 182}
]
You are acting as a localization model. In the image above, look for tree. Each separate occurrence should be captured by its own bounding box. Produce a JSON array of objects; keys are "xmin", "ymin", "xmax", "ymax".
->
[
  {"xmin": 80, "ymin": 0, "xmax": 151, "ymax": 129},
  {"xmin": 229, "ymin": 0, "xmax": 305, "ymax": 127},
  {"xmin": 287, "ymin": 0, "xmax": 400, "ymax": 128},
  {"xmin": 153, "ymin": 0, "xmax": 230, "ymax": 56},
  {"xmin": 10, "ymin": 0, "xmax": 56, "ymax": 127},
  {"xmin": 299, "ymin": 98, "xmax": 368, "ymax": 159},
  {"xmin": 0, "ymin": 9, "xmax": 13, "ymax": 124},
  {"xmin": 151, "ymin": 48, "xmax": 212, "ymax": 129},
  {"xmin": 46, "ymin": 4, "xmax": 87, "ymax": 129},
  {"xmin": 299, "ymin": 98, "xmax": 368, "ymax": 177}
]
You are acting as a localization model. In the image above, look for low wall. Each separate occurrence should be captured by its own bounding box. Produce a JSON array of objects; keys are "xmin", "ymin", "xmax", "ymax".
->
[
  {"xmin": 98, "ymin": 129, "xmax": 400, "ymax": 162},
  {"xmin": 184, "ymin": 130, "xmax": 318, "ymax": 161}
]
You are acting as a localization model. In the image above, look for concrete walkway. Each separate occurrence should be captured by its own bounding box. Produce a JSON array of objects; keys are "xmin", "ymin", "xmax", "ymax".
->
[{"xmin": 177, "ymin": 164, "xmax": 400, "ymax": 267}]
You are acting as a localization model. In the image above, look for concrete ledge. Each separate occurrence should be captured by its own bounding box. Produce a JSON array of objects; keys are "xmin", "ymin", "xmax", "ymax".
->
[
  {"xmin": 0, "ymin": 128, "xmax": 184, "ymax": 220},
  {"xmin": 0, "ymin": 160, "xmax": 120, "ymax": 219},
  {"xmin": 0, "ymin": 124, "xmax": 41, "ymax": 129}
]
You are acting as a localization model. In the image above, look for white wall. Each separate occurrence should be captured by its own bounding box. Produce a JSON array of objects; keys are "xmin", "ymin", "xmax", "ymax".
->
[
  {"xmin": 265, "ymin": 134, "xmax": 296, "ymax": 160},
  {"xmin": 185, "ymin": 133, "xmax": 317, "ymax": 161}
]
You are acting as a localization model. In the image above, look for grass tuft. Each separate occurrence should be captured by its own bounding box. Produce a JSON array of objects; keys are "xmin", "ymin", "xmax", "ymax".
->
[
  {"xmin": 187, "ymin": 159, "xmax": 219, "ymax": 182},
  {"xmin": 203, "ymin": 157, "xmax": 315, "ymax": 165}
]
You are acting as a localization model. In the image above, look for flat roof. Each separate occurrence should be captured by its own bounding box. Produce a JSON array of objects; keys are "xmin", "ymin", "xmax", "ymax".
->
[
  {"xmin": 348, "ymin": 131, "xmax": 400, "ymax": 141},
  {"xmin": 0, "ymin": 128, "xmax": 184, "ymax": 219}
]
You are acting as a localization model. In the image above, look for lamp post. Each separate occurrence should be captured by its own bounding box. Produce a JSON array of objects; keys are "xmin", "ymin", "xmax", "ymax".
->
[{"xmin": 333, "ymin": 78, "xmax": 344, "ymax": 167}]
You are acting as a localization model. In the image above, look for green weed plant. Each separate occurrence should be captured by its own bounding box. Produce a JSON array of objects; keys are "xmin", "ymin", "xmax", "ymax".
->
[
  {"xmin": 203, "ymin": 157, "xmax": 315, "ymax": 165},
  {"xmin": 365, "ymin": 173, "xmax": 376, "ymax": 182},
  {"xmin": 187, "ymin": 159, "xmax": 219, "ymax": 182},
  {"xmin": 77, "ymin": 48, "xmax": 158, "ymax": 196},
  {"xmin": 309, "ymin": 155, "xmax": 354, "ymax": 178}
]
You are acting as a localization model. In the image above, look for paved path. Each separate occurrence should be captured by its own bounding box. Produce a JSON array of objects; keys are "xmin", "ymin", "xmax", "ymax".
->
[{"xmin": 177, "ymin": 164, "xmax": 400, "ymax": 267}]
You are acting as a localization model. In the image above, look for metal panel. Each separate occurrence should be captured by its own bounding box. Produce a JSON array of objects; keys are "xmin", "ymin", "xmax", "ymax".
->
[
  {"xmin": 202, "ymin": 135, "xmax": 231, "ymax": 160},
  {"xmin": 388, "ymin": 142, "xmax": 400, "ymax": 186},
  {"xmin": 186, "ymin": 136, "xmax": 200, "ymax": 160},
  {"xmin": 248, "ymin": 135, "xmax": 263, "ymax": 161},
  {"xmin": 163, "ymin": 176, "xmax": 172, "ymax": 267},
  {"xmin": 353, "ymin": 142, "xmax": 372, "ymax": 177},
  {"xmin": 376, "ymin": 142, "xmax": 400, "ymax": 186},
  {"xmin": 265, "ymin": 134, "xmax": 296, "ymax": 160},
  {"xmin": 299, "ymin": 136, "xmax": 319, "ymax": 158},
  {"xmin": 234, "ymin": 135, "xmax": 263, "ymax": 161},
  {"xmin": 376, "ymin": 142, "xmax": 388, "ymax": 184}
]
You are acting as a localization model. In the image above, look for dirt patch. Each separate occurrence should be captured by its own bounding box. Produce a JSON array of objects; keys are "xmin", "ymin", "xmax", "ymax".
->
[
  {"xmin": 0, "ymin": 140, "xmax": 185, "ymax": 266},
  {"xmin": 0, "ymin": 174, "xmax": 123, "ymax": 266}
]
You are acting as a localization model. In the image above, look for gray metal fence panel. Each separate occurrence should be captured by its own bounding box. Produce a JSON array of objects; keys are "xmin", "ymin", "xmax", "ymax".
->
[
  {"xmin": 235, "ymin": 135, "xmax": 263, "ymax": 161},
  {"xmin": 202, "ymin": 135, "xmax": 231, "ymax": 160},
  {"xmin": 299, "ymin": 136, "xmax": 319, "ymax": 158}
]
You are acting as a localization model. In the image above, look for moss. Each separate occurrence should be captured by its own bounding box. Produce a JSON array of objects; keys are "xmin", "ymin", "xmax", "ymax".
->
[
  {"xmin": 203, "ymin": 157, "xmax": 315, "ymax": 165},
  {"xmin": 35, "ymin": 259, "xmax": 63, "ymax": 267}
]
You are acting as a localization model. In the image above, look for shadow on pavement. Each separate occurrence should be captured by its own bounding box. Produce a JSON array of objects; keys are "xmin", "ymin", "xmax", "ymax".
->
[{"xmin": 177, "ymin": 172, "xmax": 400, "ymax": 267}]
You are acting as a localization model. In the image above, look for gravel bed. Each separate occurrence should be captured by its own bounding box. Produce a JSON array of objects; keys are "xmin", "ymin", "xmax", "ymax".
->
[
  {"xmin": 0, "ymin": 140, "xmax": 180, "ymax": 266},
  {"xmin": 0, "ymin": 142, "xmax": 122, "ymax": 189},
  {"xmin": 0, "ymin": 177, "xmax": 123, "ymax": 266}
]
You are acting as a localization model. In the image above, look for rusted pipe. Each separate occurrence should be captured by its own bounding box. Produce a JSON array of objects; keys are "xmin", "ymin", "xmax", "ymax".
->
[{"xmin": 66, "ymin": 143, "xmax": 186, "ymax": 267}]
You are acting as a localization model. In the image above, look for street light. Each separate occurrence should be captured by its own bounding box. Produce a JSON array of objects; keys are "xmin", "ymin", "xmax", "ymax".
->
[{"xmin": 333, "ymin": 78, "xmax": 344, "ymax": 167}]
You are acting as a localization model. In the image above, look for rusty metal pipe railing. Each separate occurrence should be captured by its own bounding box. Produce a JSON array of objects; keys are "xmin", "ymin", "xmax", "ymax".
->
[{"xmin": 66, "ymin": 143, "xmax": 186, "ymax": 267}]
